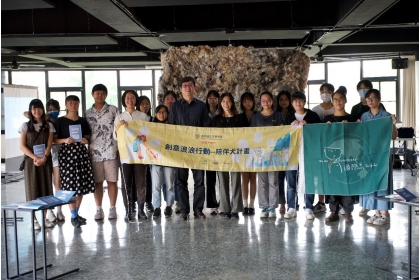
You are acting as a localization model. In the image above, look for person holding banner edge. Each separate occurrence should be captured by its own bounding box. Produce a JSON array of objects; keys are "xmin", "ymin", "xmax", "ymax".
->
[
  {"xmin": 357, "ymin": 89, "xmax": 397, "ymax": 225},
  {"xmin": 168, "ymin": 76, "xmax": 211, "ymax": 220},
  {"xmin": 283, "ymin": 92, "xmax": 322, "ymax": 220},
  {"xmin": 251, "ymin": 91, "xmax": 284, "ymax": 218},
  {"xmin": 212, "ymin": 93, "xmax": 247, "ymax": 219}
]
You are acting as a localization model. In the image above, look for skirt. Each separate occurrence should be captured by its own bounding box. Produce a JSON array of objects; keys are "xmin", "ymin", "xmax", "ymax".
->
[{"xmin": 59, "ymin": 142, "xmax": 95, "ymax": 196}]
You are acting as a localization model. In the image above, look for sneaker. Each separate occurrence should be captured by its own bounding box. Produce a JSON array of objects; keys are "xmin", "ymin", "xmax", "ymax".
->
[
  {"xmin": 359, "ymin": 208, "xmax": 369, "ymax": 216},
  {"xmin": 164, "ymin": 206, "xmax": 173, "ymax": 218},
  {"xmin": 284, "ymin": 208, "xmax": 297, "ymax": 219},
  {"xmin": 312, "ymin": 202, "xmax": 327, "ymax": 214},
  {"xmin": 146, "ymin": 202, "xmax": 154, "ymax": 213},
  {"xmin": 108, "ymin": 207, "xmax": 118, "ymax": 219},
  {"xmin": 279, "ymin": 204, "xmax": 286, "ymax": 213},
  {"xmin": 56, "ymin": 211, "xmax": 65, "ymax": 222},
  {"xmin": 138, "ymin": 209, "xmax": 148, "ymax": 220},
  {"xmin": 367, "ymin": 213, "xmax": 381, "ymax": 224},
  {"xmin": 373, "ymin": 215, "xmax": 390, "ymax": 225},
  {"xmin": 180, "ymin": 212, "xmax": 188, "ymax": 220},
  {"xmin": 325, "ymin": 212, "xmax": 339, "ymax": 222},
  {"xmin": 222, "ymin": 213, "xmax": 231, "ymax": 219},
  {"xmin": 210, "ymin": 208, "xmax": 219, "ymax": 215},
  {"xmin": 306, "ymin": 209, "xmax": 315, "ymax": 220},
  {"xmin": 153, "ymin": 207, "xmax": 161, "ymax": 219},
  {"xmin": 345, "ymin": 213, "xmax": 353, "ymax": 222},
  {"xmin": 44, "ymin": 219, "xmax": 55, "ymax": 228},
  {"xmin": 77, "ymin": 215, "xmax": 87, "ymax": 224},
  {"xmin": 231, "ymin": 212, "xmax": 239, "ymax": 219},
  {"xmin": 174, "ymin": 202, "xmax": 181, "ymax": 214},
  {"xmin": 94, "ymin": 208, "xmax": 105, "ymax": 220},
  {"xmin": 194, "ymin": 212, "xmax": 206, "ymax": 219},
  {"xmin": 339, "ymin": 206, "xmax": 346, "ymax": 215},
  {"xmin": 268, "ymin": 208, "xmax": 276, "ymax": 218},
  {"xmin": 33, "ymin": 220, "xmax": 41, "ymax": 230},
  {"xmin": 242, "ymin": 207, "xmax": 249, "ymax": 216},
  {"xmin": 47, "ymin": 211, "xmax": 57, "ymax": 222},
  {"xmin": 260, "ymin": 208, "xmax": 269, "ymax": 218},
  {"xmin": 248, "ymin": 208, "xmax": 255, "ymax": 215},
  {"xmin": 71, "ymin": 217, "xmax": 82, "ymax": 228}
]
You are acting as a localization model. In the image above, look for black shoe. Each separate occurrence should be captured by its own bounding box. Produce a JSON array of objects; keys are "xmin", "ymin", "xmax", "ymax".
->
[
  {"xmin": 131, "ymin": 203, "xmax": 137, "ymax": 212},
  {"xmin": 194, "ymin": 212, "xmax": 206, "ymax": 219},
  {"xmin": 71, "ymin": 217, "xmax": 81, "ymax": 228},
  {"xmin": 164, "ymin": 206, "xmax": 173, "ymax": 217},
  {"xmin": 138, "ymin": 209, "xmax": 148, "ymax": 220},
  {"xmin": 222, "ymin": 213, "xmax": 231, "ymax": 219},
  {"xmin": 248, "ymin": 208, "xmax": 255, "ymax": 215},
  {"xmin": 243, "ymin": 207, "xmax": 249, "ymax": 216},
  {"xmin": 124, "ymin": 212, "xmax": 135, "ymax": 222},
  {"xmin": 153, "ymin": 208, "xmax": 161, "ymax": 219},
  {"xmin": 180, "ymin": 212, "xmax": 188, "ymax": 220},
  {"xmin": 146, "ymin": 202, "xmax": 154, "ymax": 213},
  {"xmin": 77, "ymin": 215, "xmax": 87, "ymax": 225},
  {"xmin": 231, "ymin": 212, "xmax": 239, "ymax": 219}
]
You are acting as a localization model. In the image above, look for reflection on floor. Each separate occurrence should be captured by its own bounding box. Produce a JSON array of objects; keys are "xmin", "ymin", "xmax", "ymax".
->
[{"xmin": 1, "ymin": 169, "xmax": 419, "ymax": 280}]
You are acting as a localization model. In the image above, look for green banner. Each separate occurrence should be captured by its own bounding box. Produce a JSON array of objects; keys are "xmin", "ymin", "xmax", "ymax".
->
[{"xmin": 303, "ymin": 117, "xmax": 392, "ymax": 195}]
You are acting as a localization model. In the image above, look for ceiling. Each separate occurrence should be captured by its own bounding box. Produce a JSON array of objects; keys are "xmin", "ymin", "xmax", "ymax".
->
[{"xmin": 1, "ymin": 0, "xmax": 418, "ymax": 69}]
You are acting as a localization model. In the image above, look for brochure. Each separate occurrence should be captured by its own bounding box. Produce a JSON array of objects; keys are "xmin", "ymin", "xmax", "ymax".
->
[
  {"xmin": 5, "ymin": 191, "xmax": 77, "ymax": 210},
  {"xmin": 69, "ymin": 124, "xmax": 82, "ymax": 142},
  {"xmin": 394, "ymin": 188, "xmax": 418, "ymax": 202},
  {"xmin": 33, "ymin": 144, "xmax": 45, "ymax": 158}
]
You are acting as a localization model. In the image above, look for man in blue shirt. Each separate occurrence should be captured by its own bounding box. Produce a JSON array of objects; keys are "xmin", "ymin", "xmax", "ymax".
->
[{"xmin": 168, "ymin": 77, "xmax": 211, "ymax": 220}]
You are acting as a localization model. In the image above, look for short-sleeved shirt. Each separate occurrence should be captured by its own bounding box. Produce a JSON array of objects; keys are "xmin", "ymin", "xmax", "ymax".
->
[
  {"xmin": 54, "ymin": 116, "xmax": 91, "ymax": 139},
  {"xmin": 360, "ymin": 108, "xmax": 390, "ymax": 122},
  {"xmin": 250, "ymin": 111, "xmax": 284, "ymax": 127},
  {"xmin": 19, "ymin": 122, "xmax": 55, "ymax": 134},
  {"xmin": 168, "ymin": 98, "xmax": 211, "ymax": 127},
  {"xmin": 113, "ymin": 111, "xmax": 149, "ymax": 140},
  {"xmin": 312, "ymin": 104, "xmax": 335, "ymax": 121},
  {"xmin": 351, "ymin": 102, "xmax": 387, "ymax": 120},
  {"xmin": 84, "ymin": 103, "xmax": 120, "ymax": 162}
]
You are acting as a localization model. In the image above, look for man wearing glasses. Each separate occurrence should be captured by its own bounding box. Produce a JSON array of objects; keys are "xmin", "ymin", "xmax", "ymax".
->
[{"xmin": 168, "ymin": 77, "xmax": 211, "ymax": 220}]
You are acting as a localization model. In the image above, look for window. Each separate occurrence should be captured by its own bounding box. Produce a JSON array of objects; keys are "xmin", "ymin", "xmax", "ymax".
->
[
  {"xmin": 11, "ymin": 71, "xmax": 46, "ymax": 102},
  {"xmin": 85, "ymin": 71, "xmax": 118, "ymax": 111},
  {"xmin": 308, "ymin": 63, "xmax": 325, "ymax": 81},
  {"xmin": 363, "ymin": 59, "xmax": 397, "ymax": 78},
  {"xmin": 306, "ymin": 84, "xmax": 322, "ymax": 109},
  {"xmin": 120, "ymin": 70, "xmax": 152, "ymax": 86},
  {"xmin": 48, "ymin": 71, "xmax": 82, "ymax": 87}
]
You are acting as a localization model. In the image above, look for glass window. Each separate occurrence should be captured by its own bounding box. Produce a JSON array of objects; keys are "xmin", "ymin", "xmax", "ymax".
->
[
  {"xmin": 50, "ymin": 91, "xmax": 83, "ymax": 116},
  {"xmin": 308, "ymin": 63, "xmax": 325, "ymax": 80},
  {"xmin": 363, "ymin": 59, "xmax": 397, "ymax": 78},
  {"xmin": 154, "ymin": 70, "xmax": 162, "ymax": 106},
  {"xmin": 2, "ymin": 71, "xmax": 9, "ymax": 85},
  {"xmin": 48, "ymin": 71, "xmax": 82, "ymax": 87},
  {"xmin": 12, "ymin": 71, "xmax": 46, "ymax": 102},
  {"xmin": 327, "ymin": 61, "xmax": 361, "ymax": 111},
  {"xmin": 120, "ymin": 70, "xmax": 152, "ymax": 86},
  {"xmin": 306, "ymin": 84, "xmax": 322, "ymax": 109},
  {"xmin": 85, "ymin": 71, "xmax": 118, "ymax": 110},
  {"xmin": 379, "ymin": 81, "xmax": 397, "ymax": 115}
]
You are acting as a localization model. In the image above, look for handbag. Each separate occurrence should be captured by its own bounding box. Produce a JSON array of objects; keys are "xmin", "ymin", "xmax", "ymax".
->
[
  {"xmin": 397, "ymin": 127, "xmax": 414, "ymax": 138},
  {"xmin": 19, "ymin": 123, "xmax": 45, "ymax": 171}
]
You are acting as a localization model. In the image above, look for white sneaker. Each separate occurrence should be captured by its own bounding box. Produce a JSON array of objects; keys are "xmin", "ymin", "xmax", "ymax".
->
[
  {"xmin": 33, "ymin": 220, "xmax": 41, "ymax": 230},
  {"xmin": 260, "ymin": 208, "xmax": 269, "ymax": 218},
  {"xmin": 108, "ymin": 207, "xmax": 117, "ymax": 219},
  {"xmin": 268, "ymin": 208, "xmax": 276, "ymax": 218},
  {"xmin": 56, "ymin": 211, "xmax": 65, "ymax": 221},
  {"xmin": 210, "ymin": 208, "xmax": 219, "ymax": 215},
  {"xmin": 174, "ymin": 202, "xmax": 181, "ymax": 214},
  {"xmin": 47, "ymin": 211, "xmax": 57, "ymax": 222},
  {"xmin": 339, "ymin": 206, "xmax": 346, "ymax": 215},
  {"xmin": 359, "ymin": 208, "xmax": 369, "ymax": 216},
  {"xmin": 44, "ymin": 219, "xmax": 55, "ymax": 228},
  {"xmin": 306, "ymin": 209, "xmax": 315, "ymax": 220},
  {"xmin": 367, "ymin": 213, "xmax": 381, "ymax": 224},
  {"xmin": 312, "ymin": 202, "xmax": 327, "ymax": 214},
  {"xmin": 373, "ymin": 215, "xmax": 390, "ymax": 225},
  {"xmin": 284, "ymin": 208, "xmax": 297, "ymax": 219},
  {"xmin": 94, "ymin": 208, "xmax": 105, "ymax": 220}
]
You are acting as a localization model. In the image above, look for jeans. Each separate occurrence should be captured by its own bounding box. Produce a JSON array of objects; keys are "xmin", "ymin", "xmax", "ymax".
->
[
  {"xmin": 162, "ymin": 169, "xmax": 179, "ymax": 202},
  {"xmin": 286, "ymin": 170, "xmax": 299, "ymax": 210},
  {"xmin": 151, "ymin": 165, "xmax": 175, "ymax": 208},
  {"xmin": 305, "ymin": 193, "xmax": 315, "ymax": 210}
]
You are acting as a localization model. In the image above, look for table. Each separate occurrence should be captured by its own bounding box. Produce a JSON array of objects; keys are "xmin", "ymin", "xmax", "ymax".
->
[
  {"xmin": 392, "ymin": 137, "xmax": 417, "ymax": 175},
  {"xmin": 375, "ymin": 196, "xmax": 419, "ymax": 279},
  {"xmin": 2, "ymin": 203, "xmax": 79, "ymax": 280}
]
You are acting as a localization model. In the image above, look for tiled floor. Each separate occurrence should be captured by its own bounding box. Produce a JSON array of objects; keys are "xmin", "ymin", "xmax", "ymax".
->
[{"xmin": 1, "ymin": 169, "xmax": 419, "ymax": 280}]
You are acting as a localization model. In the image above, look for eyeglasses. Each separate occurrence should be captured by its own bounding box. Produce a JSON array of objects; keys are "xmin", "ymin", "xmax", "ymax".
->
[
  {"xmin": 332, "ymin": 98, "xmax": 345, "ymax": 103},
  {"xmin": 182, "ymin": 83, "xmax": 194, "ymax": 89},
  {"xmin": 366, "ymin": 97, "xmax": 378, "ymax": 102},
  {"xmin": 261, "ymin": 99, "xmax": 272, "ymax": 104}
]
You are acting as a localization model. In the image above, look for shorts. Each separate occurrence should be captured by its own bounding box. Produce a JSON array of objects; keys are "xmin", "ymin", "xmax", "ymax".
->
[
  {"xmin": 51, "ymin": 144, "xmax": 60, "ymax": 168},
  {"xmin": 92, "ymin": 159, "xmax": 119, "ymax": 183}
]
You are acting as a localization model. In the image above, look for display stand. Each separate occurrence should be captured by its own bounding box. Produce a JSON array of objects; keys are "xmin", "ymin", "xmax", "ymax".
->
[{"xmin": 2, "ymin": 202, "xmax": 79, "ymax": 280}]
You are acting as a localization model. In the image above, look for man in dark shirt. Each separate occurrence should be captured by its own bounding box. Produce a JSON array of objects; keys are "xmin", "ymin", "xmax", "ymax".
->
[{"xmin": 168, "ymin": 77, "xmax": 211, "ymax": 219}]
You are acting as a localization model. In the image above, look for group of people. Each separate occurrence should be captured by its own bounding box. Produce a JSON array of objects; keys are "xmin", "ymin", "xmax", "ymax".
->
[{"xmin": 20, "ymin": 77, "xmax": 397, "ymax": 230}]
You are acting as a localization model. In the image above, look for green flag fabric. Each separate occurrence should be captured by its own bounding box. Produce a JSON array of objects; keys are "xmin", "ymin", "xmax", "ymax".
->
[{"xmin": 303, "ymin": 117, "xmax": 393, "ymax": 195}]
